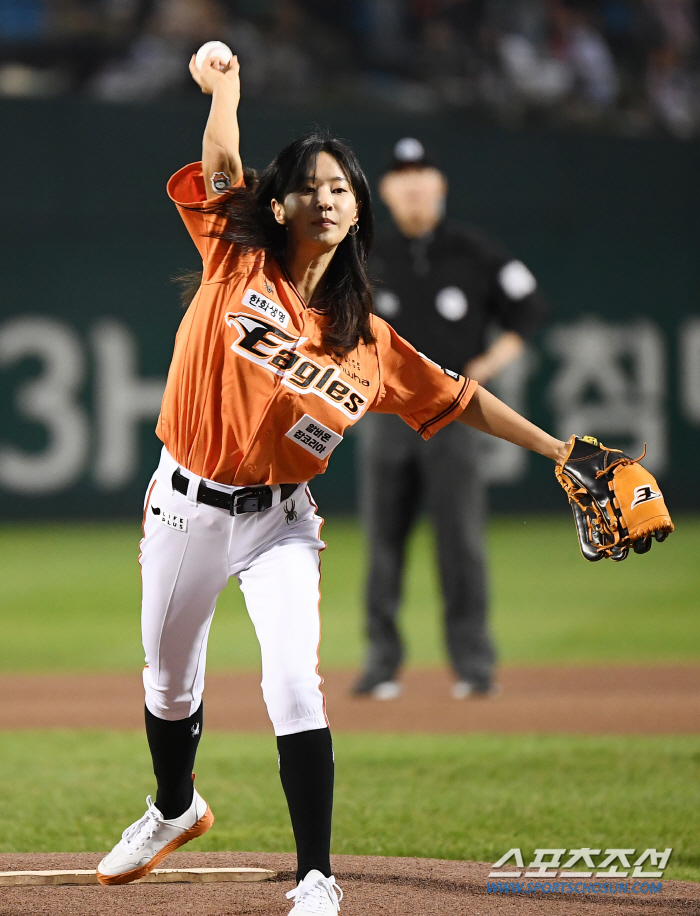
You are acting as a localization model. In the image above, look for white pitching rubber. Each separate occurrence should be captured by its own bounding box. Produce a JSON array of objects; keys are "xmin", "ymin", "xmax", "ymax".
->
[{"xmin": 0, "ymin": 867, "xmax": 276, "ymax": 886}]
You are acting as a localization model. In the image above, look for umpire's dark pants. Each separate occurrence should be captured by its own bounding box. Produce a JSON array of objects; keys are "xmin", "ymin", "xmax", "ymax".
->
[{"xmin": 357, "ymin": 413, "xmax": 495, "ymax": 689}]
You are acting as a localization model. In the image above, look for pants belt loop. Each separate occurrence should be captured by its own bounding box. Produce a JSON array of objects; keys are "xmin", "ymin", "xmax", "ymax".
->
[
  {"xmin": 184, "ymin": 471, "xmax": 203, "ymax": 506},
  {"xmin": 163, "ymin": 447, "xmax": 177, "ymax": 496},
  {"xmin": 269, "ymin": 484, "xmax": 282, "ymax": 508}
]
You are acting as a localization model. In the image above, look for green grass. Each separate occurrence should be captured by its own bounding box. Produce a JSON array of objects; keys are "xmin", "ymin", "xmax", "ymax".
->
[
  {"xmin": 2, "ymin": 730, "xmax": 698, "ymax": 882},
  {"xmin": 0, "ymin": 516, "xmax": 698, "ymax": 673},
  {"xmin": 3, "ymin": 522, "xmax": 696, "ymax": 878}
]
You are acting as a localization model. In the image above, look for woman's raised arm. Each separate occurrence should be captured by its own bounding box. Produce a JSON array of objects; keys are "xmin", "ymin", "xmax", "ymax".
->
[
  {"xmin": 457, "ymin": 384, "xmax": 568, "ymax": 464},
  {"xmin": 189, "ymin": 54, "xmax": 243, "ymax": 198}
]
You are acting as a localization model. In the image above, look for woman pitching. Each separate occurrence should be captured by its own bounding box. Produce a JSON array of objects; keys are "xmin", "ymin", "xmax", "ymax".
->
[{"xmin": 96, "ymin": 51, "xmax": 568, "ymax": 915}]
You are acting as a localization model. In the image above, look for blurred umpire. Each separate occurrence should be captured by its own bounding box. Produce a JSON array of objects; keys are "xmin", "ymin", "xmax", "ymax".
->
[{"xmin": 353, "ymin": 138, "xmax": 547, "ymax": 700}]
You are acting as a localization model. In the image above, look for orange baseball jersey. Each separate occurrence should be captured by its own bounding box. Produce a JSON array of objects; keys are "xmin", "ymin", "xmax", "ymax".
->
[{"xmin": 157, "ymin": 162, "xmax": 477, "ymax": 486}]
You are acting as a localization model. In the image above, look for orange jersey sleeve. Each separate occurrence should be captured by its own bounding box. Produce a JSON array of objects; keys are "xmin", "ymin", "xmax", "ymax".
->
[
  {"xmin": 167, "ymin": 162, "xmax": 246, "ymax": 281},
  {"xmin": 369, "ymin": 316, "xmax": 477, "ymax": 438}
]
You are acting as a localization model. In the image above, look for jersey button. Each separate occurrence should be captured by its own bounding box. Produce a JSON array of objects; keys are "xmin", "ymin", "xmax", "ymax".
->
[
  {"xmin": 263, "ymin": 431, "xmax": 271, "ymax": 440},
  {"xmin": 247, "ymin": 464, "xmax": 255, "ymax": 473},
  {"xmin": 282, "ymin": 393, "xmax": 293, "ymax": 402}
]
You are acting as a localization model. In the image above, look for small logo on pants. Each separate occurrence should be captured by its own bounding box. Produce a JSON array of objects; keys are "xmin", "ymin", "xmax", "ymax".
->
[
  {"xmin": 191, "ymin": 722, "xmax": 200, "ymax": 738},
  {"xmin": 151, "ymin": 506, "xmax": 188, "ymax": 532}
]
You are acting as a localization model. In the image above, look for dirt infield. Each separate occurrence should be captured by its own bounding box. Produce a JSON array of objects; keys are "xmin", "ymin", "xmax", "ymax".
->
[
  {"xmin": 0, "ymin": 852, "xmax": 696, "ymax": 916},
  {"xmin": 2, "ymin": 669, "xmax": 697, "ymax": 914},
  {"xmin": 1, "ymin": 665, "xmax": 698, "ymax": 733}
]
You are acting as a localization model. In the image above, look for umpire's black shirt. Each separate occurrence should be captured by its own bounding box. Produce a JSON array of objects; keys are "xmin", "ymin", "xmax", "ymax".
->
[{"xmin": 370, "ymin": 221, "xmax": 546, "ymax": 375}]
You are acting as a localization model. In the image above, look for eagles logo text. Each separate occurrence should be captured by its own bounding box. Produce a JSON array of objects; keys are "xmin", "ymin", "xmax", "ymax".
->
[{"xmin": 225, "ymin": 313, "xmax": 369, "ymax": 419}]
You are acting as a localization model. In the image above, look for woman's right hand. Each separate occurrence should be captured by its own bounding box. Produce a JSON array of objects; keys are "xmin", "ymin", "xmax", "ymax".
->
[
  {"xmin": 197, "ymin": 53, "xmax": 243, "ymax": 195},
  {"xmin": 189, "ymin": 53, "xmax": 240, "ymax": 102}
]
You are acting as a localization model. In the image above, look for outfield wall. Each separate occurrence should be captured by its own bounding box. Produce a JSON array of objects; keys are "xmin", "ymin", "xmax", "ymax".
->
[{"xmin": 1, "ymin": 98, "xmax": 699, "ymax": 516}]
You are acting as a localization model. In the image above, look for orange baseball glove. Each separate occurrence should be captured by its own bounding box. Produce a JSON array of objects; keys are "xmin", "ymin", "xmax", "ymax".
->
[{"xmin": 555, "ymin": 435, "xmax": 674, "ymax": 561}]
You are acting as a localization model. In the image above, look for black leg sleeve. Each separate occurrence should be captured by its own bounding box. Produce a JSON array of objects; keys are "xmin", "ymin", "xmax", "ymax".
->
[
  {"xmin": 144, "ymin": 702, "xmax": 203, "ymax": 819},
  {"xmin": 277, "ymin": 727, "xmax": 334, "ymax": 884}
]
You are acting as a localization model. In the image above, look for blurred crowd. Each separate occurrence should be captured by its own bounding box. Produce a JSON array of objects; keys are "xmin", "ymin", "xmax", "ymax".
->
[{"xmin": 2, "ymin": 0, "xmax": 700, "ymax": 138}]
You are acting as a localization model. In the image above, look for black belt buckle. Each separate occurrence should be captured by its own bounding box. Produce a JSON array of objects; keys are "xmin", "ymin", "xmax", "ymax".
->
[{"xmin": 231, "ymin": 486, "xmax": 272, "ymax": 516}]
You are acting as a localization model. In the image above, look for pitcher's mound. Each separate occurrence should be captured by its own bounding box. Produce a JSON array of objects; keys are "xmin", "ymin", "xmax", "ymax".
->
[{"xmin": 0, "ymin": 852, "xmax": 696, "ymax": 915}]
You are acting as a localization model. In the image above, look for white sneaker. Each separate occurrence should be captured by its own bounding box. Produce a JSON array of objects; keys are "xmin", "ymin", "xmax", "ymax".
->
[
  {"xmin": 96, "ymin": 789, "xmax": 214, "ymax": 885},
  {"xmin": 371, "ymin": 681, "xmax": 402, "ymax": 700},
  {"xmin": 286, "ymin": 869, "xmax": 343, "ymax": 915}
]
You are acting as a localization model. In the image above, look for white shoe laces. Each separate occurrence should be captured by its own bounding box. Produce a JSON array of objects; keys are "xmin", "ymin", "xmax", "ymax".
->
[
  {"xmin": 120, "ymin": 796, "xmax": 164, "ymax": 851},
  {"xmin": 286, "ymin": 873, "xmax": 343, "ymax": 914}
]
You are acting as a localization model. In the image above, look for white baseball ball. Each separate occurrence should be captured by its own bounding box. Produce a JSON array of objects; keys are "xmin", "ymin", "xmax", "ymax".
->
[{"xmin": 195, "ymin": 41, "xmax": 233, "ymax": 71}]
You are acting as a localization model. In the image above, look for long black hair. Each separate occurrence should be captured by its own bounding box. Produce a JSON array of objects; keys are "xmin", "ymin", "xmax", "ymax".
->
[{"xmin": 188, "ymin": 132, "xmax": 375, "ymax": 356}]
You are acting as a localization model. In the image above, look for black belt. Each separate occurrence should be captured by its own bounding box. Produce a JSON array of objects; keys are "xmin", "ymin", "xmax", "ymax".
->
[{"xmin": 172, "ymin": 469, "xmax": 297, "ymax": 516}]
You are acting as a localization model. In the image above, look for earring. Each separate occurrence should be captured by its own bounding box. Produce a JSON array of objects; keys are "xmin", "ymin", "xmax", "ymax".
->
[{"xmin": 348, "ymin": 223, "xmax": 359, "ymax": 236}]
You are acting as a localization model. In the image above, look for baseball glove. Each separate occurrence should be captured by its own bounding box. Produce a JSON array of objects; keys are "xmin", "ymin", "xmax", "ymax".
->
[{"xmin": 555, "ymin": 435, "xmax": 674, "ymax": 561}]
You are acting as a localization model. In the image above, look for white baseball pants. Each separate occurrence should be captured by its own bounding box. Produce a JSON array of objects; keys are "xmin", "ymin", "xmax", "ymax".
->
[{"xmin": 139, "ymin": 447, "xmax": 328, "ymax": 736}]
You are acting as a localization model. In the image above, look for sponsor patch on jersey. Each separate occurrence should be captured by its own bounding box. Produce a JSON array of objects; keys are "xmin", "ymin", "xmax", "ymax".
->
[
  {"xmin": 286, "ymin": 415, "xmax": 343, "ymax": 460},
  {"xmin": 152, "ymin": 507, "xmax": 188, "ymax": 532},
  {"xmin": 242, "ymin": 288, "xmax": 289, "ymax": 328}
]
